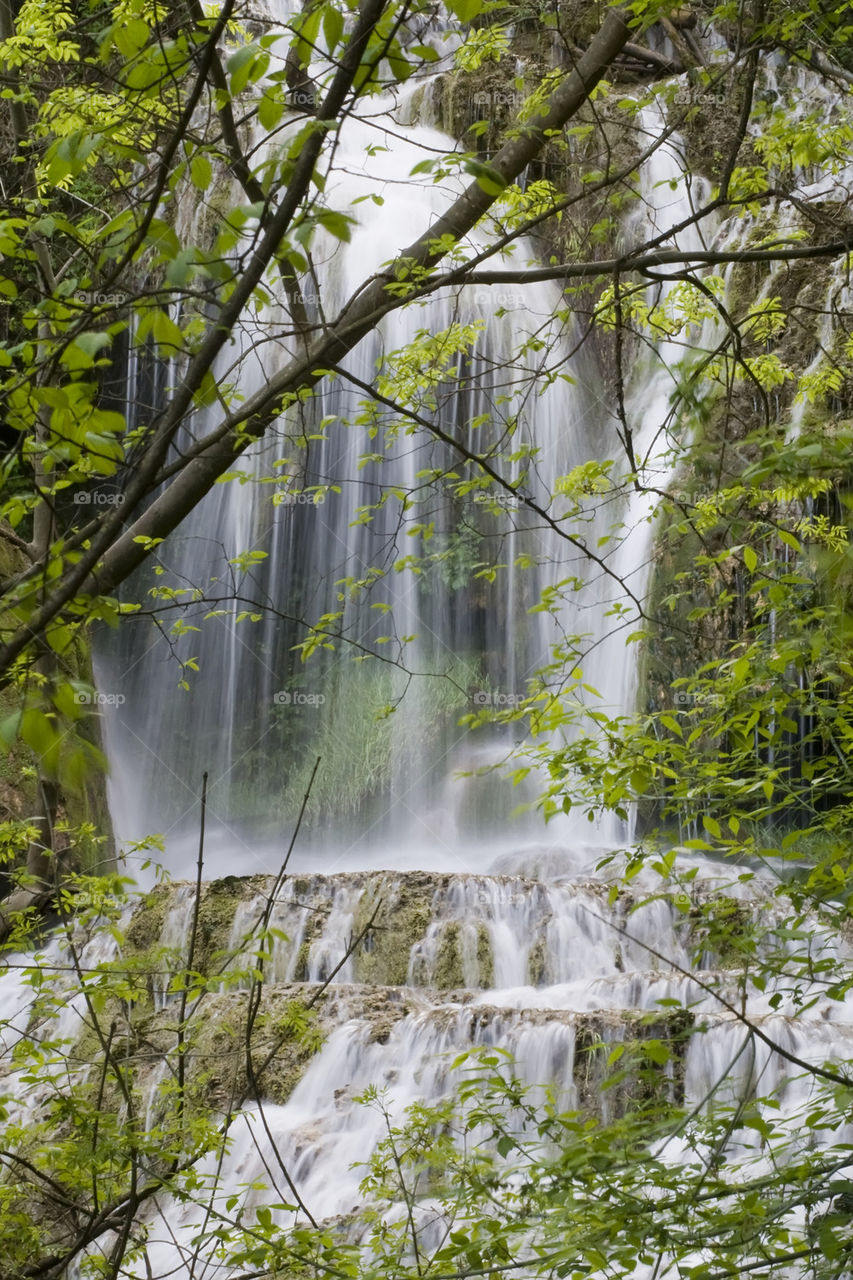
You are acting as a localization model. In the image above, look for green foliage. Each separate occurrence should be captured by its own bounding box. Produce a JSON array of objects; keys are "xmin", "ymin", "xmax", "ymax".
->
[
  {"xmin": 0, "ymin": 859, "xmax": 335, "ymax": 1276},
  {"xmin": 455, "ymin": 24, "xmax": 509, "ymax": 72},
  {"xmin": 4, "ymin": 0, "xmax": 853, "ymax": 1274}
]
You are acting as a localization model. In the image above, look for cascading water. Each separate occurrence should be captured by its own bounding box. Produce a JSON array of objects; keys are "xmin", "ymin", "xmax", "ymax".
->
[
  {"xmin": 5, "ymin": 15, "xmax": 853, "ymax": 1280},
  {"xmin": 98, "ymin": 96, "xmax": 637, "ymax": 878},
  {"xmin": 100, "ymin": 90, "xmax": 721, "ymax": 879},
  {"xmin": 8, "ymin": 859, "xmax": 842, "ymax": 1279}
]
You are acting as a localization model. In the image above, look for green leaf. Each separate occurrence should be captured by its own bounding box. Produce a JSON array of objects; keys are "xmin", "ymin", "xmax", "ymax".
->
[
  {"xmin": 113, "ymin": 17, "xmax": 149, "ymax": 57},
  {"xmin": 323, "ymin": 4, "xmax": 344, "ymax": 52},
  {"xmin": 446, "ymin": 0, "xmax": 484, "ymax": 21},
  {"xmin": 660, "ymin": 714, "xmax": 683, "ymax": 736},
  {"xmin": 643, "ymin": 1039, "xmax": 671, "ymax": 1065},
  {"xmin": 258, "ymin": 90, "xmax": 284, "ymax": 131},
  {"xmin": 60, "ymin": 332, "xmax": 111, "ymax": 370},
  {"xmin": 464, "ymin": 158, "xmax": 507, "ymax": 197},
  {"xmin": 190, "ymin": 154, "xmax": 212, "ymax": 191},
  {"xmin": 317, "ymin": 209, "xmax": 354, "ymax": 241},
  {"xmin": 228, "ymin": 44, "xmax": 261, "ymax": 95},
  {"xmin": 136, "ymin": 308, "xmax": 184, "ymax": 352},
  {"xmin": 165, "ymin": 248, "xmax": 196, "ymax": 287}
]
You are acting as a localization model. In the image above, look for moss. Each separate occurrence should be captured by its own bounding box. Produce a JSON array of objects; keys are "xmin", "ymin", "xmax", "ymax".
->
[
  {"xmin": 192, "ymin": 877, "xmax": 259, "ymax": 974},
  {"xmin": 352, "ymin": 874, "xmax": 432, "ymax": 987},
  {"xmin": 125, "ymin": 883, "xmax": 173, "ymax": 952},
  {"xmin": 247, "ymin": 1000, "xmax": 326, "ymax": 1104},
  {"xmin": 431, "ymin": 921, "xmax": 465, "ymax": 989},
  {"xmin": 476, "ymin": 924, "xmax": 494, "ymax": 987},
  {"xmin": 124, "ymin": 877, "xmax": 265, "ymax": 991},
  {"xmin": 527, "ymin": 937, "xmax": 549, "ymax": 986},
  {"xmin": 292, "ymin": 940, "xmax": 311, "ymax": 982},
  {"xmin": 131, "ymin": 987, "xmax": 332, "ymax": 1109},
  {"xmin": 573, "ymin": 1011, "xmax": 693, "ymax": 1118}
]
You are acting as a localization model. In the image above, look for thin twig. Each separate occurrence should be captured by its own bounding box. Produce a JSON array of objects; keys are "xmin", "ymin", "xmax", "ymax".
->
[{"xmin": 174, "ymin": 772, "xmax": 208, "ymax": 1147}]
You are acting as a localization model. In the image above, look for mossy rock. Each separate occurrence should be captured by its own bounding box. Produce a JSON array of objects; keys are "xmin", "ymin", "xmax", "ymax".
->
[
  {"xmin": 351, "ymin": 873, "xmax": 432, "ymax": 986},
  {"xmin": 125, "ymin": 883, "xmax": 174, "ymax": 951},
  {"xmin": 432, "ymin": 921, "xmax": 465, "ymax": 989},
  {"xmin": 573, "ymin": 1010, "xmax": 693, "ymax": 1116},
  {"xmin": 476, "ymin": 923, "xmax": 495, "ymax": 987}
]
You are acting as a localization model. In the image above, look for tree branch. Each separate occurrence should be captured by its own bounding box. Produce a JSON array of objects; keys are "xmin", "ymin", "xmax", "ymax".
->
[
  {"xmin": 460, "ymin": 238, "xmax": 853, "ymax": 285},
  {"xmin": 74, "ymin": 7, "xmax": 632, "ymax": 599}
]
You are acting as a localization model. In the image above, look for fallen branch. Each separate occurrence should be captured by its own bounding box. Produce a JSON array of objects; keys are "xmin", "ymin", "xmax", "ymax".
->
[{"xmin": 621, "ymin": 40, "xmax": 682, "ymax": 74}]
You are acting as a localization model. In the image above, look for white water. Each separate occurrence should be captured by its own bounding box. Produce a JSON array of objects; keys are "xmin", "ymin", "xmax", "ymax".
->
[
  {"xmin": 5, "ymin": 22, "xmax": 853, "ymax": 1280},
  {"xmin": 94, "ymin": 67, "xmax": 706, "ymax": 882},
  {"xmin": 2, "ymin": 861, "xmax": 844, "ymax": 1278}
]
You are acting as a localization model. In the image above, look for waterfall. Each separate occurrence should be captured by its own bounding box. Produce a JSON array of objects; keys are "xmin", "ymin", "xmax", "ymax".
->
[
  {"xmin": 1, "ymin": 861, "xmax": 841, "ymax": 1279},
  {"xmin": 97, "ymin": 96, "xmax": 651, "ymax": 878},
  {"xmin": 94, "ymin": 68, "xmax": 740, "ymax": 883},
  {"xmin": 6, "ymin": 15, "xmax": 853, "ymax": 1279}
]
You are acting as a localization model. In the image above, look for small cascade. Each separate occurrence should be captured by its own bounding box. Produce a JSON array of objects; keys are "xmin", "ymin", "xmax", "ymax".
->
[
  {"xmin": 1, "ymin": 861, "xmax": 835, "ymax": 1277},
  {"xmin": 151, "ymin": 883, "xmax": 198, "ymax": 1009},
  {"xmin": 0, "ymin": 925, "xmax": 122, "ymax": 1132},
  {"xmin": 138, "ymin": 867, "xmax": 850, "ymax": 1008}
]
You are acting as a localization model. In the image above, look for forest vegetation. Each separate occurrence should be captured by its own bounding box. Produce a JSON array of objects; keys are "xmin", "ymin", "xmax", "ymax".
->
[{"xmin": 2, "ymin": 0, "xmax": 853, "ymax": 1276}]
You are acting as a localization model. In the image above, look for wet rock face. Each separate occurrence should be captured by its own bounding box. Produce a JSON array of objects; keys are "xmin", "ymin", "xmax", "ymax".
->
[
  {"xmin": 130, "ymin": 870, "xmax": 676, "ymax": 994},
  {"xmin": 116, "ymin": 866, "xmax": 801, "ymax": 1130},
  {"xmin": 90, "ymin": 850, "xmax": 849, "ymax": 1259},
  {"xmin": 6, "ymin": 855, "xmax": 842, "ymax": 1261},
  {"xmin": 143, "ymin": 981, "xmax": 692, "ymax": 1116},
  {"xmin": 130, "ymin": 868, "xmax": 794, "ymax": 1001}
]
